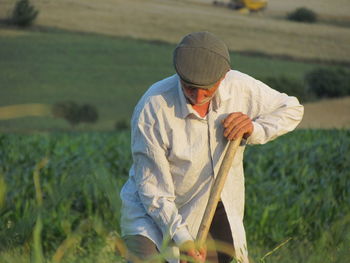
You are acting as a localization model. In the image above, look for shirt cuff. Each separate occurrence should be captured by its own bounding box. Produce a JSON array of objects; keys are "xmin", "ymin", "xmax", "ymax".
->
[
  {"xmin": 172, "ymin": 227, "xmax": 194, "ymax": 246},
  {"xmin": 246, "ymin": 121, "xmax": 265, "ymax": 145}
]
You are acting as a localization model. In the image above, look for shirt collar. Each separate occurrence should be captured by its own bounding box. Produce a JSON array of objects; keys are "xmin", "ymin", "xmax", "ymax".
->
[
  {"xmin": 216, "ymin": 74, "xmax": 231, "ymax": 106},
  {"xmin": 177, "ymin": 77, "xmax": 195, "ymax": 118}
]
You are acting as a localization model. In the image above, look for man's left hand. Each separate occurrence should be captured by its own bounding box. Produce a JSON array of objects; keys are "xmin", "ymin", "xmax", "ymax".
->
[
  {"xmin": 222, "ymin": 112, "xmax": 254, "ymax": 140},
  {"xmin": 179, "ymin": 241, "xmax": 206, "ymax": 263}
]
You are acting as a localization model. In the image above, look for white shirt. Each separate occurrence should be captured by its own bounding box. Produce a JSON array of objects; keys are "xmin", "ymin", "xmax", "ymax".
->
[{"xmin": 120, "ymin": 70, "xmax": 304, "ymax": 263}]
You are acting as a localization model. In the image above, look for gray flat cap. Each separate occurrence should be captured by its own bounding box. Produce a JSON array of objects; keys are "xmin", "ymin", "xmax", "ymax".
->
[{"xmin": 173, "ymin": 31, "xmax": 230, "ymax": 89}]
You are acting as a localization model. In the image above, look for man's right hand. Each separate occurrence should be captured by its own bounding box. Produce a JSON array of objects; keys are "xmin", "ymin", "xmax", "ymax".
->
[
  {"xmin": 179, "ymin": 241, "xmax": 206, "ymax": 263},
  {"xmin": 222, "ymin": 112, "xmax": 254, "ymax": 140}
]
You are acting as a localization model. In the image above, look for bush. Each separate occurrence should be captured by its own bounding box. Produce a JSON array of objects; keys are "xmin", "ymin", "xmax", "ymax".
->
[
  {"xmin": 287, "ymin": 7, "xmax": 317, "ymax": 23},
  {"xmin": 263, "ymin": 77, "xmax": 308, "ymax": 102},
  {"xmin": 305, "ymin": 68, "xmax": 350, "ymax": 98},
  {"xmin": 115, "ymin": 119, "xmax": 130, "ymax": 131},
  {"xmin": 52, "ymin": 101, "xmax": 80, "ymax": 126},
  {"xmin": 52, "ymin": 101, "xmax": 99, "ymax": 126},
  {"xmin": 11, "ymin": 0, "xmax": 39, "ymax": 27},
  {"xmin": 79, "ymin": 104, "xmax": 99, "ymax": 123}
]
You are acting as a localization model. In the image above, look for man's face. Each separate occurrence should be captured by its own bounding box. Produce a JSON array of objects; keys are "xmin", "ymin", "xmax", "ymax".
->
[{"xmin": 181, "ymin": 80, "xmax": 221, "ymax": 106}]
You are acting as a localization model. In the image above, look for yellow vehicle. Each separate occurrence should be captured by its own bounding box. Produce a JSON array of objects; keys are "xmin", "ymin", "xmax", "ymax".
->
[{"xmin": 229, "ymin": 0, "xmax": 268, "ymax": 12}]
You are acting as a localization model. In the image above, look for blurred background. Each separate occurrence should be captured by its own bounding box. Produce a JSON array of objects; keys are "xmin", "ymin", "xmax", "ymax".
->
[
  {"xmin": 0, "ymin": 0, "xmax": 349, "ymax": 132},
  {"xmin": 0, "ymin": 1, "xmax": 349, "ymax": 263}
]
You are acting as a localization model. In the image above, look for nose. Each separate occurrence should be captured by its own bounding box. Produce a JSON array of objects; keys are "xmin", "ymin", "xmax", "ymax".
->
[{"xmin": 190, "ymin": 89, "xmax": 207, "ymax": 103}]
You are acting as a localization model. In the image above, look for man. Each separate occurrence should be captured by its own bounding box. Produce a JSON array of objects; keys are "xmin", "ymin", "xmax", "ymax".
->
[{"xmin": 120, "ymin": 31, "xmax": 304, "ymax": 263}]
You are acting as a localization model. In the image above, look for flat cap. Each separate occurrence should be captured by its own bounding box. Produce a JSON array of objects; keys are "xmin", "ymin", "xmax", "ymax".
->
[{"xmin": 173, "ymin": 31, "xmax": 230, "ymax": 89}]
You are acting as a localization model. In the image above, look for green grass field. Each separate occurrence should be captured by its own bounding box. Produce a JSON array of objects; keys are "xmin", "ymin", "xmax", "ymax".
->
[
  {"xmin": 0, "ymin": 130, "xmax": 349, "ymax": 262},
  {"xmin": 0, "ymin": 28, "xmax": 331, "ymax": 132}
]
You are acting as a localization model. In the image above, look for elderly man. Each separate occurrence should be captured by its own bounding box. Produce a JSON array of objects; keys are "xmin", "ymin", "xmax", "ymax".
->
[{"xmin": 120, "ymin": 31, "xmax": 304, "ymax": 263}]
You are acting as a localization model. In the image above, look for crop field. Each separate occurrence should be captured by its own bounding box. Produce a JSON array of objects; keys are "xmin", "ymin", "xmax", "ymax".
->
[
  {"xmin": 1, "ymin": 0, "xmax": 350, "ymax": 63},
  {"xmin": 0, "ymin": 130, "xmax": 349, "ymax": 262}
]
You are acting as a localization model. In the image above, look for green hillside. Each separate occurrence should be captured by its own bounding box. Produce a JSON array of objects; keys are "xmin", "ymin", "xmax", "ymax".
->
[{"xmin": 0, "ymin": 28, "xmax": 325, "ymax": 132}]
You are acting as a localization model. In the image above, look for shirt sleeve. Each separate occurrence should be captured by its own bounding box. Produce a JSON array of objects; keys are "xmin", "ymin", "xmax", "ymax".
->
[
  {"xmin": 131, "ymin": 113, "xmax": 194, "ymax": 246},
  {"xmin": 245, "ymin": 78, "xmax": 304, "ymax": 145}
]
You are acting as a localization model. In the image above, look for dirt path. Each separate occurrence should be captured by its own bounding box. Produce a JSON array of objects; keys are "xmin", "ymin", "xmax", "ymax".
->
[{"xmin": 298, "ymin": 97, "xmax": 350, "ymax": 129}]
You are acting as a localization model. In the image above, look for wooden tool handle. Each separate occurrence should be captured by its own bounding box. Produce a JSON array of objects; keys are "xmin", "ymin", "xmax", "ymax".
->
[{"xmin": 196, "ymin": 136, "xmax": 242, "ymax": 247}]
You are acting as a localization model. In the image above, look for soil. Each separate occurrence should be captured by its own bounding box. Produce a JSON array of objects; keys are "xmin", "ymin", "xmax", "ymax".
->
[{"xmin": 298, "ymin": 96, "xmax": 350, "ymax": 129}]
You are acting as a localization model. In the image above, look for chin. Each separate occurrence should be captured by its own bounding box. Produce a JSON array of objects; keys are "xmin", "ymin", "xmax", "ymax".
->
[{"xmin": 196, "ymin": 100, "xmax": 210, "ymax": 106}]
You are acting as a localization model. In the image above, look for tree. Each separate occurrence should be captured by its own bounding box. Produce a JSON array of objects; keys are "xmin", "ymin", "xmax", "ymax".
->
[
  {"xmin": 52, "ymin": 101, "xmax": 99, "ymax": 127},
  {"xmin": 287, "ymin": 7, "xmax": 317, "ymax": 23},
  {"xmin": 11, "ymin": 0, "xmax": 39, "ymax": 27}
]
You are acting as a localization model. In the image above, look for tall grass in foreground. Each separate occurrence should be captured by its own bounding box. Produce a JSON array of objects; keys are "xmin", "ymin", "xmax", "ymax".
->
[
  {"xmin": 0, "ymin": 130, "xmax": 349, "ymax": 262},
  {"xmin": 244, "ymin": 130, "xmax": 350, "ymax": 262}
]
